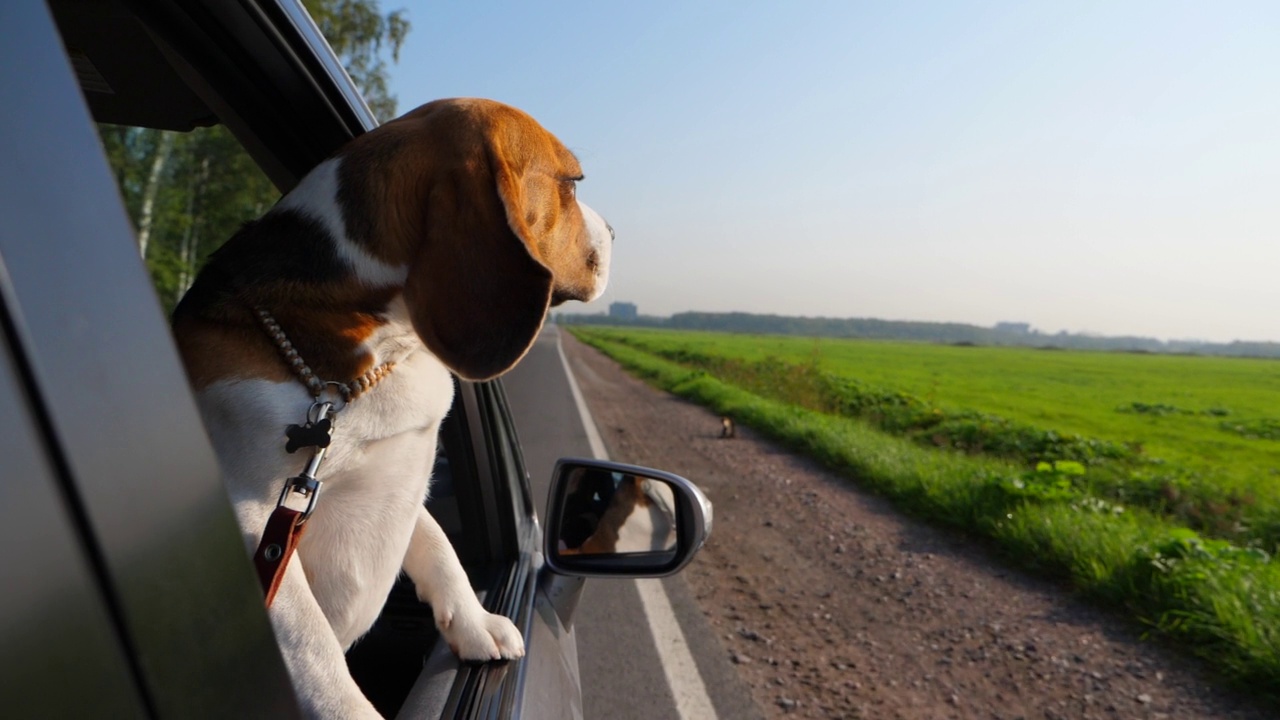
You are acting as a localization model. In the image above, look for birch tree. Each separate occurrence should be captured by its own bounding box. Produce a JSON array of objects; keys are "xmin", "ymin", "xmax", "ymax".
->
[{"xmin": 135, "ymin": 131, "xmax": 175, "ymax": 259}]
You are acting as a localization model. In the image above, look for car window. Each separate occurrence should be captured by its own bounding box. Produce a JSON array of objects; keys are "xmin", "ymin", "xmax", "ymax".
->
[
  {"xmin": 93, "ymin": 109, "xmax": 504, "ymax": 720},
  {"xmin": 40, "ymin": 4, "xmax": 529, "ymax": 717}
]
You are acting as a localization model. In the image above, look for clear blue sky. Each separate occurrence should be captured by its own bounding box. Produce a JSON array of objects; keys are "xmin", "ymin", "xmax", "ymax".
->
[{"xmin": 386, "ymin": 1, "xmax": 1280, "ymax": 343}]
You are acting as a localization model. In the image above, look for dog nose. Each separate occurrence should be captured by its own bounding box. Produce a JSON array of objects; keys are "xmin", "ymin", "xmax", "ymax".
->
[{"xmin": 606, "ymin": 223, "xmax": 615, "ymax": 241}]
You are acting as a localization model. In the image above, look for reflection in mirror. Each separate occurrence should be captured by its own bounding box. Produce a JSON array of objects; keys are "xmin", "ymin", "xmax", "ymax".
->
[{"xmin": 557, "ymin": 468, "xmax": 678, "ymax": 558}]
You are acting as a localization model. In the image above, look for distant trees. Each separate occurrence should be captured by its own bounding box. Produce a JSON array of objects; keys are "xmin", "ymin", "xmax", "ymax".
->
[{"xmin": 98, "ymin": 0, "xmax": 410, "ymax": 311}]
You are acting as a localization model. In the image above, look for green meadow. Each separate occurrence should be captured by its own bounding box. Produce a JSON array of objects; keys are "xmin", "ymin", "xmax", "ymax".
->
[
  {"xmin": 574, "ymin": 327, "xmax": 1280, "ymax": 526},
  {"xmin": 567, "ymin": 325, "xmax": 1280, "ymax": 696}
]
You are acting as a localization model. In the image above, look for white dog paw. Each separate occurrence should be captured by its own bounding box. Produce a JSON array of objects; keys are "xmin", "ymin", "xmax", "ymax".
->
[{"xmin": 438, "ymin": 607, "xmax": 525, "ymax": 662}]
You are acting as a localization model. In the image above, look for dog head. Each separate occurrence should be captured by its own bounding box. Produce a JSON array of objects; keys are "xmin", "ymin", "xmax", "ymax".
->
[{"xmin": 339, "ymin": 98, "xmax": 612, "ymax": 380}]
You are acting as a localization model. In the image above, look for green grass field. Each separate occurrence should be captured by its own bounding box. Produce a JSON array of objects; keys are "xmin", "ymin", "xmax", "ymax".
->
[
  {"xmin": 575, "ymin": 327, "xmax": 1280, "ymax": 510},
  {"xmin": 567, "ymin": 325, "xmax": 1280, "ymax": 695}
]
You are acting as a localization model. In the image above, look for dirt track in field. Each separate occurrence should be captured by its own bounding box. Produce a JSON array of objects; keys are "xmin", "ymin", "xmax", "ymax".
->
[{"xmin": 561, "ymin": 332, "xmax": 1270, "ymax": 720}]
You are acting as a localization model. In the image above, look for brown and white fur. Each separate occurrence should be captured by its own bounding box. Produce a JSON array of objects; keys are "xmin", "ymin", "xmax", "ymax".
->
[{"xmin": 172, "ymin": 98, "xmax": 612, "ymax": 719}]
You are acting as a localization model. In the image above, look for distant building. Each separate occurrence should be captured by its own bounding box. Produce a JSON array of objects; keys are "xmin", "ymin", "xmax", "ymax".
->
[
  {"xmin": 609, "ymin": 302, "xmax": 638, "ymax": 320},
  {"xmin": 995, "ymin": 322, "xmax": 1032, "ymax": 334}
]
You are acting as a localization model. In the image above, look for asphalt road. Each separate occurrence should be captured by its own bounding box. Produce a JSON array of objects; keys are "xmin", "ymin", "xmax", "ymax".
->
[{"xmin": 502, "ymin": 325, "xmax": 758, "ymax": 720}]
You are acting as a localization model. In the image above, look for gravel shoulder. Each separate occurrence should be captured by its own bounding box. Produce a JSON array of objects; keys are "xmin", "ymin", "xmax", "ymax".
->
[{"xmin": 561, "ymin": 331, "xmax": 1270, "ymax": 720}]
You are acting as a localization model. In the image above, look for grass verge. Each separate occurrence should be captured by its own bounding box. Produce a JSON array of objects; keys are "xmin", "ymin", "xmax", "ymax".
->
[{"xmin": 570, "ymin": 328, "xmax": 1280, "ymax": 698}]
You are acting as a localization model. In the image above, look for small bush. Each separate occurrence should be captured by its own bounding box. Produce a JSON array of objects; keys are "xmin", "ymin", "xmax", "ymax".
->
[
  {"xmin": 1119, "ymin": 401, "xmax": 1187, "ymax": 416},
  {"xmin": 1221, "ymin": 418, "xmax": 1280, "ymax": 441}
]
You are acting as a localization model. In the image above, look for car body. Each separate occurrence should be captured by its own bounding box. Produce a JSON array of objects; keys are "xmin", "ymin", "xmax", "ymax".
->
[{"xmin": 0, "ymin": 1, "xmax": 709, "ymax": 717}]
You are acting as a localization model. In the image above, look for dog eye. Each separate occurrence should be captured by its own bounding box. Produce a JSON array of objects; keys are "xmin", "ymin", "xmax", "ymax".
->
[{"xmin": 561, "ymin": 176, "xmax": 582, "ymax": 196}]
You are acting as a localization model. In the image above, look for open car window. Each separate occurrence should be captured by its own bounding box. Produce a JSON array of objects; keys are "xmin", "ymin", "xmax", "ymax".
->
[
  {"xmin": 55, "ymin": 3, "xmax": 531, "ymax": 715},
  {"xmin": 82, "ymin": 43, "xmax": 526, "ymax": 720},
  {"xmin": 87, "ymin": 77, "xmax": 528, "ymax": 720}
]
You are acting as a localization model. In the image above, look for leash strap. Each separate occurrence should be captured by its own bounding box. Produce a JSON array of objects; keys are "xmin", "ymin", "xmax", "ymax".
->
[
  {"xmin": 253, "ymin": 401, "xmax": 333, "ymax": 607},
  {"xmin": 253, "ymin": 506, "xmax": 309, "ymax": 607}
]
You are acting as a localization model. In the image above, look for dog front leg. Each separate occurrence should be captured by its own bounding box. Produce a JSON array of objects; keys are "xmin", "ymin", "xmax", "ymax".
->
[
  {"xmin": 268, "ymin": 552, "xmax": 385, "ymax": 719},
  {"xmin": 402, "ymin": 505, "xmax": 526, "ymax": 660}
]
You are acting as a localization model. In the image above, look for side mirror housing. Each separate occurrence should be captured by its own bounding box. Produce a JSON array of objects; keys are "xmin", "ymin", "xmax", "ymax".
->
[{"xmin": 544, "ymin": 458, "xmax": 712, "ymax": 577}]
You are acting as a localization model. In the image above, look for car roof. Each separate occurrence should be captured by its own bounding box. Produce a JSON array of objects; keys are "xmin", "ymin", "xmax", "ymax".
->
[{"xmin": 48, "ymin": 0, "xmax": 378, "ymax": 191}]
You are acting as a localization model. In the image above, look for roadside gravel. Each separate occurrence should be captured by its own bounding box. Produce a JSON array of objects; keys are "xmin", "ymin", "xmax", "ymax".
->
[{"xmin": 561, "ymin": 332, "xmax": 1270, "ymax": 720}]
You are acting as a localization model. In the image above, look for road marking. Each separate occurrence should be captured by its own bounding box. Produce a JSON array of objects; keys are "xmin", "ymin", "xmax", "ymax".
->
[
  {"xmin": 632, "ymin": 578, "xmax": 719, "ymax": 720},
  {"xmin": 556, "ymin": 329, "xmax": 608, "ymax": 460},
  {"xmin": 555, "ymin": 329, "xmax": 720, "ymax": 720}
]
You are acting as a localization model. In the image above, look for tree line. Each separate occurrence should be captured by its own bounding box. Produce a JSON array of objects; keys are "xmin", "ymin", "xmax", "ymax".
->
[{"xmin": 98, "ymin": 0, "xmax": 409, "ymax": 311}]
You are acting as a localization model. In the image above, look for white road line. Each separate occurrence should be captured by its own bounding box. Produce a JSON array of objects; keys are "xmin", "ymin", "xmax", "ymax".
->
[
  {"xmin": 555, "ymin": 329, "xmax": 720, "ymax": 720},
  {"xmin": 556, "ymin": 329, "xmax": 608, "ymax": 461},
  {"xmin": 632, "ymin": 578, "xmax": 719, "ymax": 720}
]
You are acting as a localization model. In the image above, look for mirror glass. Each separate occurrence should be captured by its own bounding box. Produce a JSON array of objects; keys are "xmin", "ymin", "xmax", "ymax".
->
[{"xmin": 556, "ymin": 467, "xmax": 679, "ymax": 558}]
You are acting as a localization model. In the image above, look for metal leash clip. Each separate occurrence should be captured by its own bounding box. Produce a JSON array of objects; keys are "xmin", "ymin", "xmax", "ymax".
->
[
  {"xmin": 276, "ymin": 400, "xmax": 336, "ymax": 523},
  {"xmin": 276, "ymin": 475, "xmax": 322, "ymax": 523}
]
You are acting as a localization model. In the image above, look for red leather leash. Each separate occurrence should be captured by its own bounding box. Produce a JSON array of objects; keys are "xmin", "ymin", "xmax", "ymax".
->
[
  {"xmin": 253, "ymin": 506, "xmax": 309, "ymax": 606},
  {"xmin": 252, "ymin": 401, "xmax": 332, "ymax": 607}
]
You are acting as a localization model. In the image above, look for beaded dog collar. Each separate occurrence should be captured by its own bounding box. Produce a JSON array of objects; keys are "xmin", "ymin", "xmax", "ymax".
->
[{"xmin": 254, "ymin": 307, "xmax": 394, "ymax": 404}]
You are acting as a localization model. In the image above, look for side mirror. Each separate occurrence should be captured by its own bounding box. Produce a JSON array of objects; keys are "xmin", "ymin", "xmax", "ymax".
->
[{"xmin": 544, "ymin": 458, "xmax": 712, "ymax": 577}]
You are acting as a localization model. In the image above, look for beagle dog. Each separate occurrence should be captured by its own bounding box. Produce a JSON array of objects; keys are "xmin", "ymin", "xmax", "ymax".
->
[{"xmin": 172, "ymin": 98, "xmax": 611, "ymax": 719}]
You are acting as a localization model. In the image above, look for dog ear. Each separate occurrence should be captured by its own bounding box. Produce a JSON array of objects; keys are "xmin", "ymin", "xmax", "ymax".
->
[{"xmin": 402, "ymin": 153, "xmax": 553, "ymax": 381}]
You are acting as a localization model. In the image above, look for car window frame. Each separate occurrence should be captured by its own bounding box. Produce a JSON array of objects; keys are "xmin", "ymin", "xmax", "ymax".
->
[
  {"xmin": 30, "ymin": 2, "xmax": 555, "ymax": 718},
  {"xmin": 3, "ymin": 2, "xmax": 302, "ymax": 716}
]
